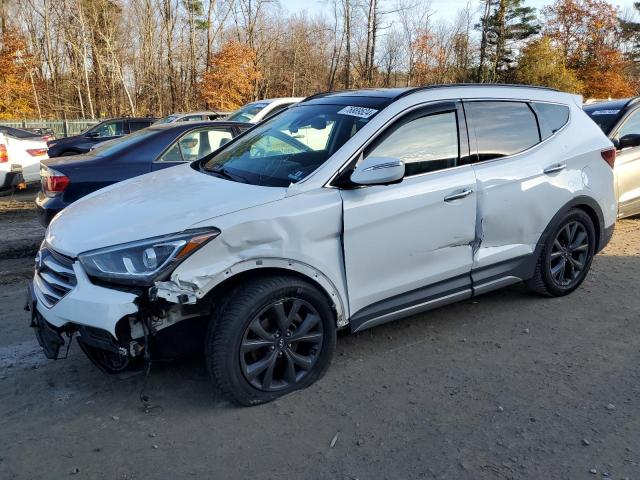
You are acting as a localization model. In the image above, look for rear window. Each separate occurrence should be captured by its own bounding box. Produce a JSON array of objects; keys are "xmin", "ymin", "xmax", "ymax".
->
[
  {"xmin": 0, "ymin": 126, "xmax": 39, "ymax": 139},
  {"xmin": 584, "ymin": 107, "xmax": 622, "ymax": 134},
  {"xmin": 531, "ymin": 102, "xmax": 570, "ymax": 140},
  {"xmin": 91, "ymin": 128, "xmax": 157, "ymax": 156},
  {"xmin": 466, "ymin": 101, "xmax": 540, "ymax": 161}
]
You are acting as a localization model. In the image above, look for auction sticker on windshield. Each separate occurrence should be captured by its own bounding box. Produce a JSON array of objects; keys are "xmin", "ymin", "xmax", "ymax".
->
[{"xmin": 338, "ymin": 106, "xmax": 378, "ymax": 118}]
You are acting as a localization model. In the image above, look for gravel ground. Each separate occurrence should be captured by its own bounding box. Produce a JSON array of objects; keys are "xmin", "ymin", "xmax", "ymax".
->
[{"xmin": 0, "ymin": 197, "xmax": 638, "ymax": 479}]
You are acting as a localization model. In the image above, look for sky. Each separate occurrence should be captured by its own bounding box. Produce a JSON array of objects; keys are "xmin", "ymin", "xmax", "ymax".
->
[{"xmin": 280, "ymin": 0, "xmax": 638, "ymax": 23}]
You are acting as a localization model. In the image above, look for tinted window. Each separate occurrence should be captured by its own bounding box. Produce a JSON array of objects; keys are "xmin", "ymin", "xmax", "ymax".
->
[
  {"xmin": 159, "ymin": 127, "xmax": 234, "ymax": 162},
  {"xmin": 0, "ymin": 126, "xmax": 39, "ymax": 139},
  {"xmin": 531, "ymin": 102, "xmax": 569, "ymax": 140},
  {"xmin": 202, "ymin": 104, "xmax": 378, "ymax": 187},
  {"xmin": 584, "ymin": 105, "xmax": 622, "ymax": 134},
  {"xmin": 616, "ymin": 110, "xmax": 640, "ymax": 139},
  {"xmin": 130, "ymin": 120, "xmax": 153, "ymax": 132},
  {"xmin": 365, "ymin": 110, "xmax": 459, "ymax": 176}
]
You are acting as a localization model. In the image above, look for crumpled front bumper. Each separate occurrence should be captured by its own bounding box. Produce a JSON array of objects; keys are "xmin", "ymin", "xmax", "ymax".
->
[{"xmin": 31, "ymin": 260, "xmax": 139, "ymax": 339}]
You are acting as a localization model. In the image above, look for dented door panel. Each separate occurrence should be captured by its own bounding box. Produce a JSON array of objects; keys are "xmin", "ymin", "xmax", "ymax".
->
[{"xmin": 341, "ymin": 166, "xmax": 477, "ymax": 315}]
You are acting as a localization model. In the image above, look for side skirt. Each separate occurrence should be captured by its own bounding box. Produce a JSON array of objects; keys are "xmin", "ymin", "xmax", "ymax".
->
[{"xmin": 349, "ymin": 254, "xmax": 536, "ymax": 333}]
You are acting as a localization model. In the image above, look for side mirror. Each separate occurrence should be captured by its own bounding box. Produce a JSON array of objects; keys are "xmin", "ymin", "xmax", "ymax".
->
[
  {"xmin": 350, "ymin": 156, "xmax": 405, "ymax": 186},
  {"xmin": 85, "ymin": 131, "xmax": 99, "ymax": 138},
  {"xmin": 617, "ymin": 134, "xmax": 640, "ymax": 150}
]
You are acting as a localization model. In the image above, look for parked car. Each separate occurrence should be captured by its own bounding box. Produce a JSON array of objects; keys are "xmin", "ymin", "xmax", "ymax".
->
[
  {"xmin": 0, "ymin": 126, "xmax": 49, "ymax": 187},
  {"xmin": 36, "ymin": 121, "xmax": 251, "ymax": 226},
  {"xmin": 26, "ymin": 127, "xmax": 56, "ymax": 142},
  {"xmin": 226, "ymin": 97, "xmax": 303, "ymax": 123},
  {"xmin": 27, "ymin": 85, "xmax": 616, "ymax": 406},
  {"xmin": 155, "ymin": 111, "xmax": 229, "ymax": 124},
  {"xmin": 46, "ymin": 117, "xmax": 157, "ymax": 158},
  {"xmin": 584, "ymin": 98, "xmax": 640, "ymax": 218},
  {"xmin": 0, "ymin": 157, "xmax": 24, "ymax": 197}
]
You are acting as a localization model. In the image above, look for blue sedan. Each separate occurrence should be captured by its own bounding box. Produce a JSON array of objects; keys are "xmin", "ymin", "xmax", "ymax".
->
[{"xmin": 36, "ymin": 121, "xmax": 251, "ymax": 226}]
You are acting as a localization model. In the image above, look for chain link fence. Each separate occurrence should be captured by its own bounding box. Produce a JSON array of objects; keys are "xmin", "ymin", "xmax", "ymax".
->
[{"xmin": 0, "ymin": 119, "xmax": 99, "ymax": 138}]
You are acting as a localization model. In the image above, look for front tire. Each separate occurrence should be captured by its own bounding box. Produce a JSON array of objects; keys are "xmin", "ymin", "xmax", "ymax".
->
[
  {"xmin": 206, "ymin": 275, "xmax": 336, "ymax": 406},
  {"xmin": 528, "ymin": 208, "xmax": 596, "ymax": 297}
]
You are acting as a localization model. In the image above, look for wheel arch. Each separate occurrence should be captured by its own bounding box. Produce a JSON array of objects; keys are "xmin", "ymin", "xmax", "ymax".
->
[
  {"xmin": 536, "ymin": 195, "xmax": 606, "ymax": 256},
  {"xmin": 185, "ymin": 259, "xmax": 348, "ymax": 329}
]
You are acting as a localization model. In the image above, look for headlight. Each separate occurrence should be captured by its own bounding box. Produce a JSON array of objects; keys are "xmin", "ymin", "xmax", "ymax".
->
[{"xmin": 78, "ymin": 228, "xmax": 220, "ymax": 285}]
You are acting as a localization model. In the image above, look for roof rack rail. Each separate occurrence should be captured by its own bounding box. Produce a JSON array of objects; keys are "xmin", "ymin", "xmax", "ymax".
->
[{"xmin": 395, "ymin": 83, "xmax": 560, "ymax": 100}]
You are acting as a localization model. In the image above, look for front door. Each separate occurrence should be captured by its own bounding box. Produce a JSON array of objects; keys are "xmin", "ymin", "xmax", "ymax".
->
[{"xmin": 340, "ymin": 102, "xmax": 477, "ymax": 329}]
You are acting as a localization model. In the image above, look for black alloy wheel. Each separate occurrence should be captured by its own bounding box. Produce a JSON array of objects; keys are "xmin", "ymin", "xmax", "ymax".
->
[
  {"xmin": 207, "ymin": 275, "xmax": 336, "ymax": 406},
  {"xmin": 548, "ymin": 220, "xmax": 590, "ymax": 288},
  {"xmin": 240, "ymin": 298, "xmax": 323, "ymax": 392},
  {"xmin": 528, "ymin": 208, "xmax": 596, "ymax": 297}
]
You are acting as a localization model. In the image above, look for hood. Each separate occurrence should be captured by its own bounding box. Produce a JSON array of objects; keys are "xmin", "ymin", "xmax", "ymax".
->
[{"xmin": 46, "ymin": 163, "xmax": 287, "ymax": 256}]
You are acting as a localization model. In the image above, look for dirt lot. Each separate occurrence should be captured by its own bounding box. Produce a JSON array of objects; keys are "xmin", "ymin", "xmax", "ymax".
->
[{"xmin": 0, "ymin": 191, "xmax": 639, "ymax": 480}]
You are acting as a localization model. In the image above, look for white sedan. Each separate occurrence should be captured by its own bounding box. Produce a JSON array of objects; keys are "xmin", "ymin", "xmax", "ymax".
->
[{"xmin": 0, "ymin": 127, "xmax": 49, "ymax": 189}]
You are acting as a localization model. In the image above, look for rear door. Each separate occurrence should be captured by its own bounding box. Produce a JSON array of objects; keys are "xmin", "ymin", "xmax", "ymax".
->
[
  {"xmin": 341, "ymin": 102, "xmax": 477, "ymax": 329},
  {"xmin": 465, "ymin": 100, "xmax": 573, "ymax": 285},
  {"xmin": 151, "ymin": 126, "xmax": 235, "ymax": 171},
  {"xmin": 611, "ymin": 108, "xmax": 640, "ymax": 217}
]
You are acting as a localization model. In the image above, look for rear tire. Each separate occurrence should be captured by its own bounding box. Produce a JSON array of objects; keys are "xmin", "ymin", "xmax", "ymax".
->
[
  {"xmin": 206, "ymin": 275, "xmax": 336, "ymax": 406},
  {"xmin": 528, "ymin": 209, "xmax": 596, "ymax": 297}
]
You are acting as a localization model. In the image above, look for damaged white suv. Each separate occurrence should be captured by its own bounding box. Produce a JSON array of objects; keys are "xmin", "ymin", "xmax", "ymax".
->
[{"xmin": 28, "ymin": 85, "xmax": 616, "ymax": 405}]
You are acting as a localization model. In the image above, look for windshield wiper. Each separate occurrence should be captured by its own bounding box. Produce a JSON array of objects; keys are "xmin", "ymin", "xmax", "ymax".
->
[{"xmin": 209, "ymin": 166, "xmax": 248, "ymax": 184}]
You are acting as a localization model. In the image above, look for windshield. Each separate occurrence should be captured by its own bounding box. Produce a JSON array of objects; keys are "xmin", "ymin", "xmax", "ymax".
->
[
  {"xmin": 201, "ymin": 103, "xmax": 379, "ymax": 187},
  {"xmin": 155, "ymin": 115, "xmax": 180, "ymax": 124},
  {"xmin": 227, "ymin": 102, "xmax": 270, "ymax": 122},
  {"xmin": 584, "ymin": 106, "xmax": 622, "ymax": 134},
  {"xmin": 91, "ymin": 127, "xmax": 158, "ymax": 156}
]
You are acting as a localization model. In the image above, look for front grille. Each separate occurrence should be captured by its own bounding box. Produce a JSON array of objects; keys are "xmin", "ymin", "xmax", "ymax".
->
[{"xmin": 34, "ymin": 247, "xmax": 77, "ymax": 308}]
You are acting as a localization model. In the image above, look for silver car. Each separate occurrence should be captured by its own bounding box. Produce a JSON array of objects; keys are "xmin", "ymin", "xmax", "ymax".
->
[{"xmin": 585, "ymin": 98, "xmax": 640, "ymax": 218}]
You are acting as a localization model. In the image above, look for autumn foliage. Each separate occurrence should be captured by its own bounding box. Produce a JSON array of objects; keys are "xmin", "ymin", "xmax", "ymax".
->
[
  {"xmin": 199, "ymin": 41, "xmax": 261, "ymax": 111},
  {"xmin": 0, "ymin": 28, "xmax": 37, "ymax": 119}
]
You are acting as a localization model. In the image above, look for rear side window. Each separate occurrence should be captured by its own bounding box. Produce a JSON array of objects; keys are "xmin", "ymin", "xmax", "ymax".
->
[
  {"xmin": 130, "ymin": 121, "xmax": 153, "ymax": 132},
  {"xmin": 531, "ymin": 102, "xmax": 569, "ymax": 140},
  {"xmin": 466, "ymin": 101, "xmax": 540, "ymax": 161}
]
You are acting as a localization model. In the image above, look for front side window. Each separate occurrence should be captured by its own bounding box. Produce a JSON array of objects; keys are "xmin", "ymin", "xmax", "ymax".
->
[
  {"xmin": 202, "ymin": 104, "xmax": 378, "ymax": 186},
  {"xmin": 466, "ymin": 101, "xmax": 540, "ymax": 161},
  {"xmin": 615, "ymin": 110, "xmax": 640, "ymax": 140},
  {"xmin": 159, "ymin": 127, "xmax": 234, "ymax": 163},
  {"xmin": 364, "ymin": 110, "xmax": 459, "ymax": 176},
  {"xmin": 90, "ymin": 120, "xmax": 124, "ymax": 138}
]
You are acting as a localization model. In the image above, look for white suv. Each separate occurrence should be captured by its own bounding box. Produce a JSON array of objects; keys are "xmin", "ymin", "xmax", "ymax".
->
[{"xmin": 28, "ymin": 85, "xmax": 616, "ymax": 405}]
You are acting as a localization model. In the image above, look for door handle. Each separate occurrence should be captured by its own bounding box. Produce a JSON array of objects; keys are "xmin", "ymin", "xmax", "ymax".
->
[
  {"xmin": 444, "ymin": 188, "xmax": 473, "ymax": 202},
  {"xmin": 543, "ymin": 163, "xmax": 566, "ymax": 174}
]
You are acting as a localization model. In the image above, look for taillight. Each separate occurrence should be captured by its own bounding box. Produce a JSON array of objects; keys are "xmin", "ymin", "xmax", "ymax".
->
[
  {"xmin": 27, "ymin": 148, "xmax": 48, "ymax": 157},
  {"xmin": 41, "ymin": 166, "xmax": 69, "ymax": 196},
  {"xmin": 601, "ymin": 148, "xmax": 616, "ymax": 168},
  {"xmin": 0, "ymin": 144, "xmax": 7, "ymax": 163}
]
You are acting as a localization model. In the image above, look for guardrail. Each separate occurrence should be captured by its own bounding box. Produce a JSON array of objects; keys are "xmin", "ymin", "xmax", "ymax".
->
[{"xmin": 0, "ymin": 119, "xmax": 99, "ymax": 138}]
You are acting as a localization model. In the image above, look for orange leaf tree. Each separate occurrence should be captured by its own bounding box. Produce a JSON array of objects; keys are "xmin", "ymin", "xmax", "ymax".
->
[
  {"xmin": 0, "ymin": 28, "xmax": 38, "ymax": 119},
  {"xmin": 199, "ymin": 41, "xmax": 262, "ymax": 111},
  {"xmin": 543, "ymin": 0, "xmax": 634, "ymax": 98}
]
